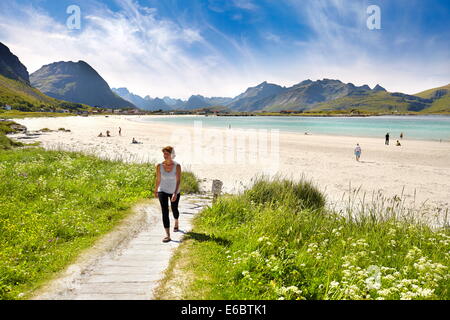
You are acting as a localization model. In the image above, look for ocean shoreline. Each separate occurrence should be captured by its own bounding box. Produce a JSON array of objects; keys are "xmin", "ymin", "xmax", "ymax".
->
[{"xmin": 128, "ymin": 114, "xmax": 450, "ymax": 143}]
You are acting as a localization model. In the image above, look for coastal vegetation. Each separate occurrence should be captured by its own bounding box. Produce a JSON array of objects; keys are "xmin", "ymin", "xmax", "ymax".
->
[
  {"xmin": 0, "ymin": 109, "xmax": 78, "ymax": 120},
  {"xmin": 155, "ymin": 177, "xmax": 449, "ymax": 300},
  {"xmin": 0, "ymin": 120, "xmax": 24, "ymax": 149},
  {"xmin": 0, "ymin": 145, "xmax": 199, "ymax": 299}
]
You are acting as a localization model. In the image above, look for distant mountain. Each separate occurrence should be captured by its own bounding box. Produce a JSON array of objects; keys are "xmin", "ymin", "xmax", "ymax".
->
[
  {"xmin": 112, "ymin": 87, "xmax": 147, "ymax": 109},
  {"xmin": 260, "ymin": 79, "xmax": 381, "ymax": 112},
  {"xmin": 415, "ymin": 84, "xmax": 450, "ymax": 113},
  {"xmin": 163, "ymin": 96, "xmax": 184, "ymax": 108},
  {"xmin": 145, "ymin": 96, "xmax": 170, "ymax": 110},
  {"xmin": 226, "ymin": 81, "xmax": 286, "ymax": 111},
  {"xmin": 182, "ymin": 95, "xmax": 234, "ymax": 110},
  {"xmin": 0, "ymin": 42, "xmax": 30, "ymax": 85},
  {"xmin": 183, "ymin": 95, "xmax": 211, "ymax": 109},
  {"xmin": 108, "ymin": 79, "xmax": 450, "ymax": 114},
  {"xmin": 30, "ymin": 61, "xmax": 134, "ymax": 108},
  {"xmin": 113, "ymin": 87, "xmax": 233, "ymax": 111},
  {"xmin": 223, "ymin": 79, "xmax": 449, "ymax": 113},
  {"xmin": 311, "ymin": 91, "xmax": 433, "ymax": 113},
  {"xmin": 112, "ymin": 88, "xmax": 180, "ymax": 111},
  {"xmin": 373, "ymin": 84, "xmax": 387, "ymax": 92},
  {"xmin": 205, "ymin": 96, "xmax": 234, "ymax": 106},
  {"xmin": 0, "ymin": 42, "xmax": 87, "ymax": 112}
]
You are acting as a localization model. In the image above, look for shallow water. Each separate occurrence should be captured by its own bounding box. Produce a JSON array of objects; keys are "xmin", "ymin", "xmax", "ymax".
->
[{"xmin": 136, "ymin": 115, "xmax": 450, "ymax": 142}]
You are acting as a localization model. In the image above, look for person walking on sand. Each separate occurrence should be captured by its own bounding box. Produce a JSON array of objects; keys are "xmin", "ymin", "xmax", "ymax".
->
[
  {"xmin": 354, "ymin": 143, "xmax": 362, "ymax": 161},
  {"xmin": 400, "ymin": 132, "xmax": 403, "ymax": 139},
  {"xmin": 385, "ymin": 132, "xmax": 390, "ymax": 145},
  {"xmin": 154, "ymin": 146, "xmax": 181, "ymax": 243},
  {"xmin": 119, "ymin": 127, "xmax": 122, "ymax": 136}
]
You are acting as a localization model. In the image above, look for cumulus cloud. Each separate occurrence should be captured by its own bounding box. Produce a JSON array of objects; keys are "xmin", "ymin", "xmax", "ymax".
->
[{"xmin": 0, "ymin": 0, "xmax": 261, "ymax": 99}]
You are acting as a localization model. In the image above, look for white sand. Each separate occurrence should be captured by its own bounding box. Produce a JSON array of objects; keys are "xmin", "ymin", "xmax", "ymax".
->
[{"xmin": 11, "ymin": 115, "xmax": 450, "ymax": 225}]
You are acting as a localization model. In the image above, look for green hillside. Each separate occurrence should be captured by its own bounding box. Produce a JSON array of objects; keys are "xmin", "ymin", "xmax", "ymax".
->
[
  {"xmin": 0, "ymin": 74, "xmax": 89, "ymax": 112},
  {"xmin": 233, "ymin": 81, "xmax": 450, "ymax": 114},
  {"xmin": 307, "ymin": 89, "xmax": 450, "ymax": 114},
  {"xmin": 309, "ymin": 91, "xmax": 424, "ymax": 113},
  {"xmin": 415, "ymin": 84, "xmax": 450, "ymax": 113}
]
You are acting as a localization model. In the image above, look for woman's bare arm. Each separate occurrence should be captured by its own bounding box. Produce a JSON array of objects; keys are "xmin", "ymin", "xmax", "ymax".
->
[
  {"xmin": 171, "ymin": 164, "xmax": 181, "ymax": 201},
  {"xmin": 154, "ymin": 164, "xmax": 161, "ymax": 197}
]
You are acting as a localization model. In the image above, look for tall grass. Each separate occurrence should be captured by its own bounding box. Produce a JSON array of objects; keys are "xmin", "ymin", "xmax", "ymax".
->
[
  {"xmin": 158, "ymin": 176, "xmax": 449, "ymax": 300},
  {"xmin": 0, "ymin": 120, "xmax": 24, "ymax": 150},
  {"xmin": 0, "ymin": 147, "xmax": 199, "ymax": 299}
]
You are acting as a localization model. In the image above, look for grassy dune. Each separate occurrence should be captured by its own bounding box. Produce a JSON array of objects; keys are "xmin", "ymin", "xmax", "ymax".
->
[
  {"xmin": 0, "ymin": 147, "xmax": 199, "ymax": 299},
  {"xmin": 156, "ymin": 177, "xmax": 449, "ymax": 300}
]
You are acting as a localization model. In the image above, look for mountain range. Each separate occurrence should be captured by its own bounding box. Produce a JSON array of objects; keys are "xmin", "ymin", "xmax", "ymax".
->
[
  {"xmin": 111, "ymin": 87, "xmax": 234, "ymax": 111},
  {"xmin": 0, "ymin": 41, "xmax": 448, "ymax": 113},
  {"xmin": 113, "ymin": 79, "xmax": 449, "ymax": 113}
]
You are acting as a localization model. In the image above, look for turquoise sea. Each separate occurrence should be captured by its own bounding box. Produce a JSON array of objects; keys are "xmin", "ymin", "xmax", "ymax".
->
[{"xmin": 136, "ymin": 115, "xmax": 450, "ymax": 141}]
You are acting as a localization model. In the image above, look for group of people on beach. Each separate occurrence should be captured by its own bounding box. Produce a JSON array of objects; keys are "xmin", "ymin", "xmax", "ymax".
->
[
  {"xmin": 97, "ymin": 127, "xmax": 142, "ymax": 144},
  {"xmin": 354, "ymin": 132, "xmax": 404, "ymax": 162},
  {"xmin": 384, "ymin": 132, "xmax": 403, "ymax": 146},
  {"xmin": 98, "ymin": 129, "xmax": 115, "ymax": 137}
]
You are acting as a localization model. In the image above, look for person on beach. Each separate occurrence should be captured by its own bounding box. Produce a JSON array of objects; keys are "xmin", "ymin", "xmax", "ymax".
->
[
  {"xmin": 106, "ymin": 130, "xmax": 111, "ymax": 137},
  {"xmin": 98, "ymin": 132, "xmax": 103, "ymax": 137},
  {"xmin": 400, "ymin": 132, "xmax": 403, "ymax": 139},
  {"xmin": 396, "ymin": 140, "xmax": 401, "ymax": 146},
  {"xmin": 385, "ymin": 132, "xmax": 390, "ymax": 145},
  {"xmin": 154, "ymin": 146, "xmax": 181, "ymax": 243},
  {"xmin": 354, "ymin": 143, "xmax": 362, "ymax": 161},
  {"xmin": 119, "ymin": 127, "xmax": 122, "ymax": 136}
]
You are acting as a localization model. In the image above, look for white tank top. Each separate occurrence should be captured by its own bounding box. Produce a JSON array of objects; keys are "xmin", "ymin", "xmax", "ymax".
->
[{"xmin": 157, "ymin": 161, "xmax": 180, "ymax": 194}]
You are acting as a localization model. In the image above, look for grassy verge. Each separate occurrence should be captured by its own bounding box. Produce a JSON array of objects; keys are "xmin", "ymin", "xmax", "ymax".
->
[
  {"xmin": 0, "ymin": 147, "xmax": 199, "ymax": 299},
  {"xmin": 0, "ymin": 120, "xmax": 24, "ymax": 149},
  {"xmin": 0, "ymin": 110, "xmax": 78, "ymax": 119},
  {"xmin": 155, "ymin": 177, "xmax": 449, "ymax": 300}
]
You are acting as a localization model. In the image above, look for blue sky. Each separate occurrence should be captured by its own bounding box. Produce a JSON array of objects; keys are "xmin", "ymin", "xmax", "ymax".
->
[{"xmin": 0, "ymin": 0, "xmax": 449, "ymax": 99}]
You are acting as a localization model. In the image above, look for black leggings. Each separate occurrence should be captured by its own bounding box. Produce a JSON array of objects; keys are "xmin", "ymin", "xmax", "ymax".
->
[{"xmin": 158, "ymin": 192, "xmax": 181, "ymax": 228}]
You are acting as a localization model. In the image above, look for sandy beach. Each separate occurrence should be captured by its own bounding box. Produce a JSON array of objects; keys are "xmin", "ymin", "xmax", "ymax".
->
[{"xmin": 10, "ymin": 115, "xmax": 450, "ymax": 225}]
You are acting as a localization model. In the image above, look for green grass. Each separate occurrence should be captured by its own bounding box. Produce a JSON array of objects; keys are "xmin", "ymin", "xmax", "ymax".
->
[
  {"xmin": 414, "ymin": 84, "xmax": 450, "ymax": 113},
  {"xmin": 0, "ymin": 120, "xmax": 24, "ymax": 149},
  {"xmin": 0, "ymin": 134, "xmax": 23, "ymax": 150},
  {"xmin": 157, "ymin": 176, "xmax": 449, "ymax": 300},
  {"xmin": 0, "ymin": 110, "xmax": 78, "ymax": 119},
  {"xmin": 0, "ymin": 147, "xmax": 199, "ymax": 299}
]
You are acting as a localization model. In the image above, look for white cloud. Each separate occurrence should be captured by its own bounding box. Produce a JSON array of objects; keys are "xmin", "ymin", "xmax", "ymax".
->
[
  {"xmin": 232, "ymin": 0, "xmax": 258, "ymax": 11},
  {"xmin": 268, "ymin": 0, "xmax": 450, "ymax": 94},
  {"xmin": 0, "ymin": 0, "xmax": 447, "ymax": 99},
  {"xmin": 0, "ymin": 0, "xmax": 261, "ymax": 99}
]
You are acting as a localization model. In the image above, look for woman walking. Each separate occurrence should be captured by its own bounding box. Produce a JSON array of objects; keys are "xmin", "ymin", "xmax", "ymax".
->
[{"xmin": 154, "ymin": 146, "xmax": 181, "ymax": 243}]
